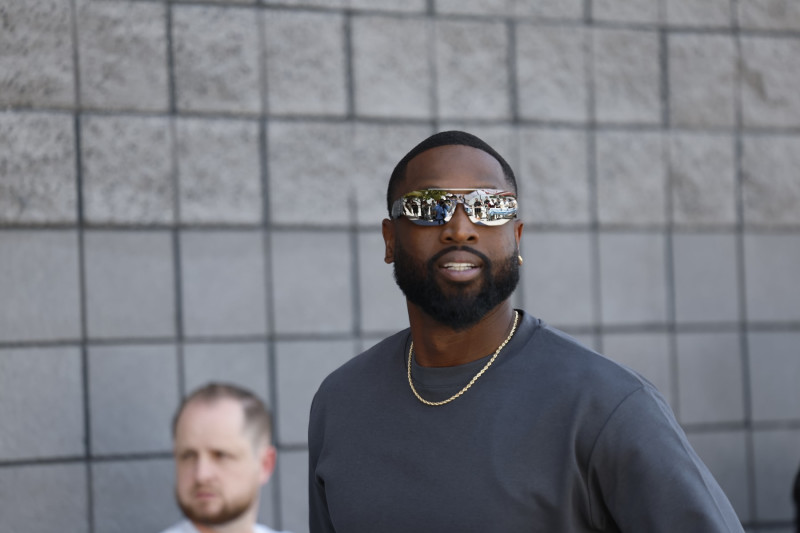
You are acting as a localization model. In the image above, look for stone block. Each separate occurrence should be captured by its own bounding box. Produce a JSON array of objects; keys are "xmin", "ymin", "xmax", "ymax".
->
[
  {"xmin": 267, "ymin": 120, "xmax": 353, "ymax": 225},
  {"xmin": 0, "ymin": 112, "xmax": 77, "ymax": 224},
  {"xmin": 0, "ymin": 346, "xmax": 83, "ymax": 460},
  {"xmin": 593, "ymin": 0, "xmax": 660, "ymax": 23},
  {"xmin": 264, "ymin": 10, "xmax": 347, "ymax": 116},
  {"xmin": 602, "ymin": 332, "xmax": 673, "ymax": 408},
  {"xmin": 274, "ymin": 339, "xmax": 356, "ymax": 445},
  {"xmin": 89, "ymin": 344, "xmax": 178, "ymax": 454},
  {"xmin": 593, "ymin": 29, "xmax": 660, "ymax": 124},
  {"xmin": 435, "ymin": 20, "xmax": 510, "ymax": 120},
  {"xmin": 173, "ymin": 5, "xmax": 261, "ymax": 114},
  {"xmin": 0, "ymin": 0, "xmax": 75, "ymax": 108},
  {"xmin": 744, "ymin": 234, "xmax": 800, "ymax": 322},
  {"xmin": 92, "ymin": 459, "xmax": 180, "ymax": 533},
  {"xmin": 84, "ymin": 230, "xmax": 176, "ymax": 339},
  {"xmin": 686, "ymin": 431, "xmax": 750, "ymax": 522},
  {"xmin": 752, "ymin": 429, "xmax": 800, "ymax": 521},
  {"xmin": 0, "ymin": 464, "xmax": 88, "ymax": 533},
  {"xmin": 183, "ymin": 342, "xmax": 270, "ymax": 400},
  {"xmin": 738, "ymin": 0, "xmax": 800, "ymax": 30},
  {"xmin": 521, "ymin": 231, "xmax": 594, "ymax": 328},
  {"xmin": 676, "ymin": 332, "xmax": 744, "ymax": 425},
  {"xmin": 669, "ymin": 133, "xmax": 736, "ymax": 226},
  {"xmin": 77, "ymin": 0, "xmax": 168, "ymax": 112},
  {"xmin": 669, "ymin": 34, "xmax": 736, "ymax": 128},
  {"xmin": 740, "ymin": 37, "xmax": 800, "ymax": 128},
  {"xmin": 673, "ymin": 232, "xmax": 739, "ymax": 324},
  {"xmin": 748, "ymin": 332, "xmax": 800, "ymax": 422},
  {"xmin": 599, "ymin": 232, "xmax": 668, "ymax": 325},
  {"xmin": 437, "ymin": 0, "xmax": 583, "ymax": 18},
  {"xmin": 81, "ymin": 115, "xmax": 174, "ymax": 225},
  {"xmin": 271, "ymin": 230, "xmax": 353, "ymax": 334},
  {"xmin": 664, "ymin": 0, "xmax": 732, "ymax": 27},
  {"xmin": 517, "ymin": 127, "xmax": 589, "ymax": 224},
  {"xmin": 516, "ymin": 25, "xmax": 588, "ymax": 122},
  {"xmin": 351, "ymin": 15, "xmax": 433, "ymax": 118},
  {"xmin": 596, "ymin": 130, "xmax": 666, "ymax": 226},
  {"xmin": 352, "ymin": 123, "xmax": 434, "ymax": 226},
  {"xmin": 176, "ymin": 118, "xmax": 262, "ymax": 224},
  {"xmin": 180, "ymin": 230, "xmax": 268, "ymax": 337},
  {"xmin": 358, "ymin": 231, "xmax": 409, "ymax": 334},
  {"xmin": 0, "ymin": 230, "xmax": 81, "ymax": 342},
  {"xmin": 742, "ymin": 135, "xmax": 800, "ymax": 227},
  {"xmin": 436, "ymin": 125, "xmax": 519, "ymax": 176}
]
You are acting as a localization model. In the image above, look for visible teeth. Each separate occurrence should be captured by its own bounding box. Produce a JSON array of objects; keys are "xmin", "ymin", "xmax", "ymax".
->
[{"xmin": 443, "ymin": 262, "xmax": 476, "ymax": 271}]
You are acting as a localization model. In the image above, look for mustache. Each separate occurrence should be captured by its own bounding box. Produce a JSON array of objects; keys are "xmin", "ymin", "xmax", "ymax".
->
[{"xmin": 428, "ymin": 246, "xmax": 491, "ymax": 265}]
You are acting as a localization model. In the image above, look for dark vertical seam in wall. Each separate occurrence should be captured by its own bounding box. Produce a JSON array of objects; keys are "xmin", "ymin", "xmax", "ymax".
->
[
  {"xmin": 259, "ymin": 6, "xmax": 269, "ymax": 118},
  {"xmin": 732, "ymin": 2, "xmax": 757, "ymax": 522},
  {"xmin": 257, "ymin": 4, "xmax": 282, "ymax": 525},
  {"xmin": 660, "ymin": 26, "xmax": 680, "ymax": 419},
  {"xmin": 507, "ymin": 20, "xmax": 524, "ymax": 309},
  {"xmin": 259, "ymin": 117, "xmax": 283, "ymax": 528},
  {"xmin": 166, "ymin": 2, "xmax": 177, "ymax": 116},
  {"xmin": 584, "ymin": 0, "xmax": 593, "ymax": 24},
  {"xmin": 166, "ymin": 1, "xmax": 185, "ymax": 405},
  {"xmin": 169, "ymin": 120, "xmax": 185, "ymax": 398},
  {"xmin": 350, "ymin": 195, "xmax": 362, "ymax": 338},
  {"xmin": 344, "ymin": 11, "xmax": 355, "ymax": 119},
  {"xmin": 507, "ymin": 20, "xmax": 519, "ymax": 124},
  {"xmin": 429, "ymin": 14, "xmax": 440, "ymax": 129},
  {"xmin": 585, "ymin": 18, "xmax": 603, "ymax": 352},
  {"xmin": 69, "ymin": 0, "xmax": 94, "ymax": 530}
]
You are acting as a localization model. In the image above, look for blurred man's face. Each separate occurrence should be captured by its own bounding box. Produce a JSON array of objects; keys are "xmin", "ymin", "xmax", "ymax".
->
[{"xmin": 174, "ymin": 398, "xmax": 272, "ymax": 527}]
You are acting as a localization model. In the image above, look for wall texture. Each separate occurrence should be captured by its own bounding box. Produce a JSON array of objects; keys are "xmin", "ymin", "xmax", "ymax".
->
[{"xmin": 2, "ymin": 0, "xmax": 800, "ymax": 532}]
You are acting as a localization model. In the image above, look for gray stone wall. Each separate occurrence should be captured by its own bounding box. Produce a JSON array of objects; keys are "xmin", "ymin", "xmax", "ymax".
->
[{"xmin": 2, "ymin": 1, "xmax": 800, "ymax": 532}]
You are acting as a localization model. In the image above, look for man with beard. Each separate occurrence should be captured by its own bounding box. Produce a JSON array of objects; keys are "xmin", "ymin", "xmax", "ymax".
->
[
  {"xmin": 308, "ymin": 131, "xmax": 744, "ymax": 532},
  {"xmin": 159, "ymin": 383, "xmax": 289, "ymax": 533}
]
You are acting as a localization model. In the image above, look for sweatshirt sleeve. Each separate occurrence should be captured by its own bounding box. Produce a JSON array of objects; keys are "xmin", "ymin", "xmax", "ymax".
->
[
  {"xmin": 308, "ymin": 390, "xmax": 336, "ymax": 533},
  {"xmin": 586, "ymin": 386, "xmax": 745, "ymax": 533}
]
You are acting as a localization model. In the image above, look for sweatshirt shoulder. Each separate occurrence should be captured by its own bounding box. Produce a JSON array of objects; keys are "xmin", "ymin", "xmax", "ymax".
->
[{"xmin": 315, "ymin": 329, "xmax": 409, "ymax": 396}]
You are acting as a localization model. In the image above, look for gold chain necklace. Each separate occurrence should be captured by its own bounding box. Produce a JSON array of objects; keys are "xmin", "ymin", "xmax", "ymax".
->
[{"xmin": 407, "ymin": 311, "xmax": 520, "ymax": 406}]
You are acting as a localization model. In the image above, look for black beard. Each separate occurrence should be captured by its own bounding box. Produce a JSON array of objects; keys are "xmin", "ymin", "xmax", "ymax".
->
[{"xmin": 392, "ymin": 243, "xmax": 519, "ymax": 331}]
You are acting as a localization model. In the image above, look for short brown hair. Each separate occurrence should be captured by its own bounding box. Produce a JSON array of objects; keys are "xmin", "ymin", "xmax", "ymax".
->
[{"xmin": 172, "ymin": 382, "xmax": 273, "ymax": 447}]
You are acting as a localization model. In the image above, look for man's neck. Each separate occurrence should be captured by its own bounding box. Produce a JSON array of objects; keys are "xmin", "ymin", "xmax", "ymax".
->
[
  {"xmin": 407, "ymin": 301, "xmax": 517, "ymax": 367},
  {"xmin": 192, "ymin": 514, "xmax": 257, "ymax": 533}
]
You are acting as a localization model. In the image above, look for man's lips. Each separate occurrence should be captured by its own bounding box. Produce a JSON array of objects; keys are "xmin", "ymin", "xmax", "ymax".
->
[
  {"xmin": 192, "ymin": 487, "xmax": 220, "ymax": 500},
  {"xmin": 441, "ymin": 261, "xmax": 478, "ymax": 272},
  {"xmin": 436, "ymin": 252, "xmax": 483, "ymax": 281}
]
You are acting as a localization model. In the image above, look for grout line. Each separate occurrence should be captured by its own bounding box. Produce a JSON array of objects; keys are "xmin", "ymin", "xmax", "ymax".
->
[
  {"xmin": 68, "ymin": 0, "xmax": 94, "ymax": 530},
  {"xmin": 585, "ymin": 11, "xmax": 604, "ymax": 352},
  {"xmin": 258, "ymin": 115, "xmax": 283, "ymax": 529},
  {"xmin": 731, "ymin": 7, "xmax": 759, "ymax": 522}
]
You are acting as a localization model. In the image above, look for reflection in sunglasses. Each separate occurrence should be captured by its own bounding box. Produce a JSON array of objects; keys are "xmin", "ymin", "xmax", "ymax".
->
[{"xmin": 391, "ymin": 188, "xmax": 518, "ymax": 226}]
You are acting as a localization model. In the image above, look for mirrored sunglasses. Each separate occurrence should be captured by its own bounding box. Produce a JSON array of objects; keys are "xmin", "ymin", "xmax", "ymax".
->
[{"xmin": 390, "ymin": 188, "xmax": 518, "ymax": 226}]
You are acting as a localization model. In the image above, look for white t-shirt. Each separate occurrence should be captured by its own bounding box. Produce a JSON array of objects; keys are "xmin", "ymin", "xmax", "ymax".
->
[{"xmin": 158, "ymin": 519, "xmax": 288, "ymax": 533}]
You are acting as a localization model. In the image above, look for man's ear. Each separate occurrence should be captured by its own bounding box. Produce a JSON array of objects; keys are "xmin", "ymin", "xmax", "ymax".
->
[
  {"xmin": 258, "ymin": 445, "xmax": 277, "ymax": 486},
  {"xmin": 513, "ymin": 219, "xmax": 523, "ymax": 249},
  {"xmin": 382, "ymin": 219, "xmax": 395, "ymax": 264}
]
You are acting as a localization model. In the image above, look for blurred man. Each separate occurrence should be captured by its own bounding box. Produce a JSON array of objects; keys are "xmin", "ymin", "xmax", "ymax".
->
[{"xmin": 160, "ymin": 382, "xmax": 288, "ymax": 533}]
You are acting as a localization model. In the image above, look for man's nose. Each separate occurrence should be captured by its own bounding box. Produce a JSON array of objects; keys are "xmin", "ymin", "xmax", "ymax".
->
[
  {"xmin": 194, "ymin": 456, "xmax": 215, "ymax": 481},
  {"xmin": 441, "ymin": 203, "xmax": 478, "ymax": 243}
]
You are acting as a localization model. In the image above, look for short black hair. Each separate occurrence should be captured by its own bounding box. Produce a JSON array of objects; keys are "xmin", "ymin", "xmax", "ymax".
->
[{"xmin": 386, "ymin": 130, "xmax": 517, "ymax": 216}]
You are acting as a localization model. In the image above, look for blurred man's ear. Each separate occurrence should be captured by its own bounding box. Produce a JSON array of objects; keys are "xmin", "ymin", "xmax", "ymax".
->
[{"xmin": 259, "ymin": 445, "xmax": 277, "ymax": 486}]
